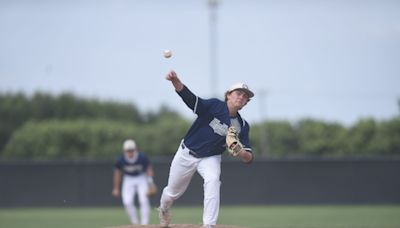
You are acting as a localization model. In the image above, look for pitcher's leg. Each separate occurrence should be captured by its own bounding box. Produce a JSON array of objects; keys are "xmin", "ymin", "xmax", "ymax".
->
[
  {"xmin": 197, "ymin": 155, "xmax": 222, "ymax": 226},
  {"xmin": 159, "ymin": 144, "xmax": 199, "ymax": 227},
  {"xmin": 160, "ymin": 146, "xmax": 198, "ymax": 210}
]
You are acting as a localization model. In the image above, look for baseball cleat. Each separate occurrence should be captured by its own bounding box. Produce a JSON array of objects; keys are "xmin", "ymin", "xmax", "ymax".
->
[{"xmin": 158, "ymin": 207, "xmax": 171, "ymax": 228}]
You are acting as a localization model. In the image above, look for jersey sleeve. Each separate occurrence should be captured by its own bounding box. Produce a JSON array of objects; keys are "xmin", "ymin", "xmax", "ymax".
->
[
  {"xmin": 141, "ymin": 153, "xmax": 151, "ymax": 171},
  {"xmin": 114, "ymin": 156, "xmax": 124, "ymax": 170},
  {"xmin": 177, "ymin": 85, "xmax": 216, "ymax": 116}
]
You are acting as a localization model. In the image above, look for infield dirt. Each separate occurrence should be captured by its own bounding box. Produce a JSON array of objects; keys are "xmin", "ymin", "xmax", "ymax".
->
[{"xmin": 108, "ymin": 225, "xmax": 247, "ymax": 228}]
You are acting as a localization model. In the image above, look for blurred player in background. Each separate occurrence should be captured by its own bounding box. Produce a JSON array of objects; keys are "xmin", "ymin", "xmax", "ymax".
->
[
  {"xmin": 112, "ymin": 139, "xmax": 157, "ymax": 225},
  {"xmin": 158, "ymin": 70, "xmax": 254, "ymax": 228}
]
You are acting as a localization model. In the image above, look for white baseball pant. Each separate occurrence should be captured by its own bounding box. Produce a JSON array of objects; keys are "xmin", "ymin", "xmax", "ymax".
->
[
  {"xmin": 160, "ymin": 141, "xmax": 222, "ymax": 225},
  {"xmin": 122, "ymin": 174, "xmax": 150, "ymax": 225}
]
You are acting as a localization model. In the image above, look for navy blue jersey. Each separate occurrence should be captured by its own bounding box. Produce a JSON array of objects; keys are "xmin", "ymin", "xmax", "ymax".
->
[
  {"xmin": 114, "ymin": 152, "xmax": 150, "ymax": 176},
  {"xmin": 177, "ymin": 86, "xmax": 252, "ymax": 157}
]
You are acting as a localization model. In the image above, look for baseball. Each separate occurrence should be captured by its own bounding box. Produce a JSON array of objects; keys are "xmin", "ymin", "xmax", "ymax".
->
[{"xmin": 163, "ymin": 50, "xmax": 172, "ymax": 58}]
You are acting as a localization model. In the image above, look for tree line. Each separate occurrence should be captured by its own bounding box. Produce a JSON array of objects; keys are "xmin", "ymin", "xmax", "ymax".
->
[{"xmin": 0, "ymin": 92, "xmax": 399, "ymax": 160}]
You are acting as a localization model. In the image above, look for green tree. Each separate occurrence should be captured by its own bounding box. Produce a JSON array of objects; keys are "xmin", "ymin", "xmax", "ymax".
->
[
  {"xmin": 0, "ymin": 93, "xmax": 31, "ymax": 152},
  {"xmin": 0, "ymin": 92, "xmax": 143, "ymax": 155},
  {"xmin": 136, "ymin": 113, "xmax": 190, "ymax": 156},
  {"xmin": 369, "ymin": 117, "xmax": 400, "ymax": 156},
  {"xmin": 2, "ymin": 116, "xmax": 190, "ymax": 160},
  {"xmin": 295, "ymin": 119, "xmax": 347, "ymax": 156},
  {"xmin": 2, "ymin": 120, "xmax": 138, "ymax": 160},
  {"xmin": 346, "ymin": 118, "xmax": 377, "ymax": 156},
  {"xmin": 1, "ymin": 91, "xmax": 399, "ymax": 160},
  {"xmin": 251, "ymin": 121, "xmax": 298, "ymax": 157}
]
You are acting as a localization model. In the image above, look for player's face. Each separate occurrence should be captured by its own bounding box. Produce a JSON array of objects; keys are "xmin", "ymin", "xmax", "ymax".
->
[
  {"xmin": 125, "ymin": 149, "xmax": 135, "ymax": 158},
  {"xmin": 228, "ymin": 90, "xmax": 249, "ymax": 109}
]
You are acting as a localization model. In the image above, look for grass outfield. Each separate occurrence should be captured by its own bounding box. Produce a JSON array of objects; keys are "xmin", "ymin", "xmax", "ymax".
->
[{"xmin": 0, "ymin": 205, "xmax": 399, "ymax": 228}]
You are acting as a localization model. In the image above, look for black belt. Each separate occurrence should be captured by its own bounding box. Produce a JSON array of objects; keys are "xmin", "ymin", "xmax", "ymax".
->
[{"xmin": 181, "ymin": 143, "xmax": 201, "ymax": 158}]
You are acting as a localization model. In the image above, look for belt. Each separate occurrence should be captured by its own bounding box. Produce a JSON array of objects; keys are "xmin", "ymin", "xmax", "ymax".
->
[{"xmin": 181, "ymin": 143, "xmax": 201, "ymax": 158}]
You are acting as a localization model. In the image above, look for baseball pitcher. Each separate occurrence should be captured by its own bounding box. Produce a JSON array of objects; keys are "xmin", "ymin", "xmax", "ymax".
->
[{"xmin": 158, "ymin": 70, "xmax": 254, "ymax": 228}]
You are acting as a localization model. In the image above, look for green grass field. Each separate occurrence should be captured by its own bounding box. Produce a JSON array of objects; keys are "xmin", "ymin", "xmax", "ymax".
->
[{"xmin": 0, "ymin": 205, "xmax": 399, "ymax": 228}]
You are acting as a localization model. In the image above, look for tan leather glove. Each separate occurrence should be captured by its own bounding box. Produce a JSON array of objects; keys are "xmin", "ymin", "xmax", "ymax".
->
[
  {"xmin": 147, "ymin": 182, "xmax": 158, "ymax": 197},
  {"xmin": 226, "ymin": 126, "xmax": 243, "ymax": 156}
]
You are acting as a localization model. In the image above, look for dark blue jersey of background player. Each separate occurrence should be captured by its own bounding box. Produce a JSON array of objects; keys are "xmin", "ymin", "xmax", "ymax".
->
[
  {"xmin": 177, "ymin": 86, "xmax": 252, "ymax": 158},
  {"xmin": 114, "ymin": 152, "xmax": 150, "ymax": 176},
  {"xmin": 112, "ymin": 139, "xmax": 155, "ymax": 198},
  {"xmin": 112, "ymin": 139, "xmax": 155, "ymax": 225}
]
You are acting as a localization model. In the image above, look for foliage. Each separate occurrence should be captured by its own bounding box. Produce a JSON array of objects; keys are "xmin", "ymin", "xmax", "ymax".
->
[
  {"xmin": 0, "ymin": 92, "xmax": 399, "ymax": 160},
  {"xmin": 0, "ymin": 92, "xmax": 142, "ymax": 153},
  {"xmin": 252, "ymin": 121, "xmax": 298, "ymax": 157},
  {"xmin": 2, "ymin": 117, "xmax": 189, "ymax": 160},
  {"xmin": 2, "ymin": 120, "xmax": 136, "ymax": 160},
  {"xmin": 251, "ymin": 118, "xmax": 400, "ymax": 158},
  {"xmin": 295, "ymin": 119, "xmax": 348, "ymax": 156}
]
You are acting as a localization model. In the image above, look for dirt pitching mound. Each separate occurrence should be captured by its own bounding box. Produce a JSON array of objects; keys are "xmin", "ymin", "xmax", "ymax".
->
[{"xmin": 108, "ymin": 225, "xmax": 248, "ymax": 228}]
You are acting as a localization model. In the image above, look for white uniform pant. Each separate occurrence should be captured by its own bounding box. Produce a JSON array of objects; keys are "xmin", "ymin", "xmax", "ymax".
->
[
  {"xmin": 160, "ymin": 142, "xmax": 222, "ymax": 225},
  {"xmin": 122, "ymin": 174, "xmax": 150, "ymax": 225}
]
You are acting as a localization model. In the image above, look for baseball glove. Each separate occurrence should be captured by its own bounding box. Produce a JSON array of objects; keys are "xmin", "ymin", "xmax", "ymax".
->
[
  {"xmin": 226, "ymin": 126, "xmax": 243, "ymax": 156},
  {"xmin": 147, "ymin": 183, "xmax": 158, "ymax": 197}
]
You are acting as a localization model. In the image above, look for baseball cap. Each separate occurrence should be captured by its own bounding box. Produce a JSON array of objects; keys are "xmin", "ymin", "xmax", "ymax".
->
[
  {"xmin": 123, "ymin": 139, "xmax": 136, "ymax": 151},
  {"xmin": 227, "ymin": 82, "xmax": 254, "ymax": 98}
]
